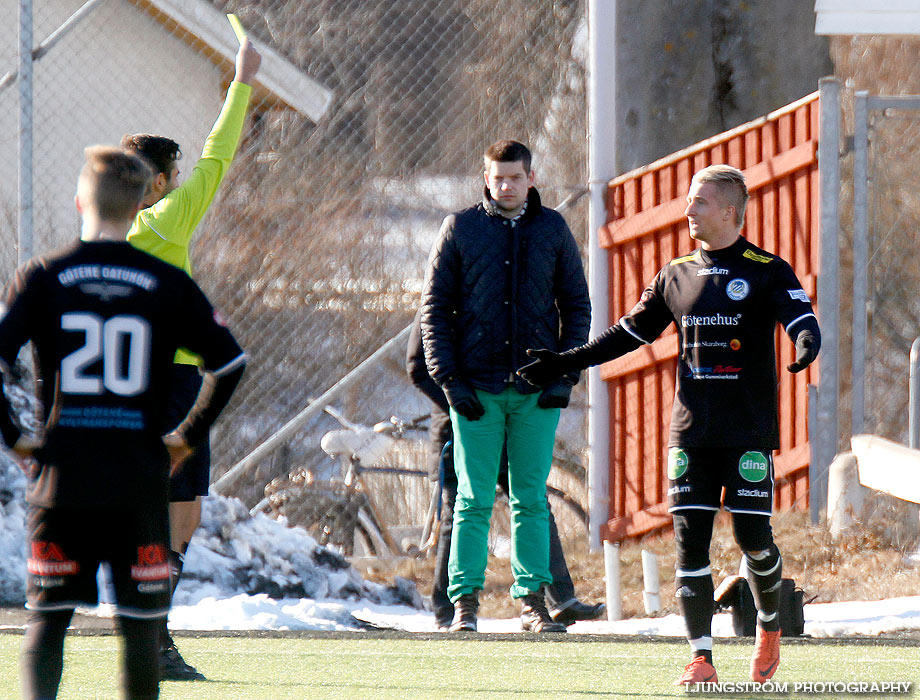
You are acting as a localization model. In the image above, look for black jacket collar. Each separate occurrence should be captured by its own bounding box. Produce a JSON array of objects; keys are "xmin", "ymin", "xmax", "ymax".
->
[{"xmin": 482, "ymin": 186, "xmax": 542, "ymax": 222}]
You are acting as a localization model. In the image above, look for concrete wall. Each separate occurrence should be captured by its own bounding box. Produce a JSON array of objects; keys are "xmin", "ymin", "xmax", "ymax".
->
[{"xmin": 615, "ymin": 0, "xmax": 832, "ymax": 172}]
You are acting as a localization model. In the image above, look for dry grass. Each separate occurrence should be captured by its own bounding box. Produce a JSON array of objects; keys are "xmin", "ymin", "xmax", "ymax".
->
[{"xmin": 358, "ymin": 494, "xmax": 920, "ymax": 619}]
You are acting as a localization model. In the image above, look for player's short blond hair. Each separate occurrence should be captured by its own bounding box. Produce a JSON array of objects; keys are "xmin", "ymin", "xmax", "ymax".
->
[
  {"xmin": 692, "ymin": 164, "xmax": 749, "ymax": 227},
  {"xmin": 78, "ymin": 146, "xmax": 152, "ymax": 223}
]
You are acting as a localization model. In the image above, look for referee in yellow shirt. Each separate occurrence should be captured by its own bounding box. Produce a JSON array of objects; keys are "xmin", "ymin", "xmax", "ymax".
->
[{"xmin": 116, "ymin": 38, "xmax": 260, "ymax": 681}]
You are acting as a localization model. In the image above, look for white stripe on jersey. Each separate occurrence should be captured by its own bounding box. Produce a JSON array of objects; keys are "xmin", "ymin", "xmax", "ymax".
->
[
  {"xmin": 785, "ymin": 312, "xmax": 817, "ymax": 335},
  {"xmin": 619, "ymin": 318, "xmax": 651, "ymax": 345}
]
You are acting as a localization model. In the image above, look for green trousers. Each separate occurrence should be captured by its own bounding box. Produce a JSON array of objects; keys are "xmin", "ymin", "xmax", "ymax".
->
[{"xmin": 447, "ymin": 387, "xmax": 560, "ymax": 601}]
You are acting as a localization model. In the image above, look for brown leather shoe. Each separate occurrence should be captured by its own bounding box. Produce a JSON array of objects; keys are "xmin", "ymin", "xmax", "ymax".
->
[
  {"xmin": 448, "ymin": 593, "xmax": 479, "ymax": 632},
  {"xmin": 520, "ymin": 590, "xmax": 567, "ymax": 633}
]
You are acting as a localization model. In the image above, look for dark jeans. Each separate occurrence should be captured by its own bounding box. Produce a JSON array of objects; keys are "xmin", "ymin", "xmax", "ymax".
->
[{"xmin": 431, "ymin": 448, "xmax": 575, "ymax": 623}]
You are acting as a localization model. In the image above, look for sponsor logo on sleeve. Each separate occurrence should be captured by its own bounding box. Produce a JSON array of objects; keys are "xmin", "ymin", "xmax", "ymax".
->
[
  {"xmin": 668, "ymin": 448, "xmax": 689, "ymax": 480},
  {"xmin": 742, "ymin": 249, "xmax": 773, "ymax": 264},
  {"xmin": 738, "ymin": 451, "xmax": 770, "ymax": 482},
  {"xmin": 726, "ymin": 278, "xmax": 750, "ymax": 301},
  {"xmin": 788, "ymin": 289, "xmax": 810, "ymax": 303}
]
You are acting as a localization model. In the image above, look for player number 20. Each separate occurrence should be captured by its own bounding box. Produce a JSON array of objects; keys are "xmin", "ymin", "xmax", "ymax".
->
[{"xmin": 61, "ymin": 313, "xmax": 151, "ymax": 396}]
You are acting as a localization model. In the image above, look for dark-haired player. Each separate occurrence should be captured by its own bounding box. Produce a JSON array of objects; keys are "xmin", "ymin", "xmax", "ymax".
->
[
  {"xmin": 116, "ymin": 37, "xmax": 260, "ymax": 681},
  {"xmin": 1, "ymin": 146, "xmax": 246, "ymax": 700},
  {"xmin": 519, "ymin": 164, "xmax": 820, "ymax": 685}
]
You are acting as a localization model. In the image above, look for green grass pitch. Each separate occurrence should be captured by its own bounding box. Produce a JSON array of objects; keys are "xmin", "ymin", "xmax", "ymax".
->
[{"xmin": 1, "ymin": 632, "xmax": 917, "ymax": 699}]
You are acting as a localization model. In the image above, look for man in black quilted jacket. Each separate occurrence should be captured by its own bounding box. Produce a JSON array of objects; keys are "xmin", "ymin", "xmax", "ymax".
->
[
  {"xmin": 407, "ymin": 309, "xmax": 604, "ymax": 631},
  {"xmin": 420, "ymin": 140, "xmax": 590, "ymax": 633}
]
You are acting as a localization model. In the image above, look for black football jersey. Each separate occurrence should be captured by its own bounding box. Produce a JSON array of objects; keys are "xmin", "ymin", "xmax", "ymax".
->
[
  {"xmin": 0, "ymin": 240, "xmax": 245, "ymax": 507},
  {"xmin": 618, "ymin": 237, "xmax": 816, "ymax": 449}
]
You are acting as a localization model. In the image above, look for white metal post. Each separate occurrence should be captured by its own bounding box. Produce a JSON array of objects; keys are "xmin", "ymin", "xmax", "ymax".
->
[
  {"xmin": 603, "ymin": 541, "xmax": 622, "ymax": 621},
  {"xmin": 587, "ymin": 0, "xmax": 616, "ymax": 552},
  {"xmin": 851, "ymin": 90, "xmax": 869, "ymax": 437},
  {"xmin": 910, "ymin": 338, "xmax": 920, "ymax": 449},
  {"xmin": 641, "ymin": 549, "xmax": 661, "ymax": 614},
  {"xmin": 813, "ymin": 76, "xmax": 841, "ymax": 523}
]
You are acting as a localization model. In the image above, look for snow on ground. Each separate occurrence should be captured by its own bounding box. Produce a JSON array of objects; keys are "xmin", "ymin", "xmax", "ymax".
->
[
  {"xmin": 0, "ymin": 456, "xmax": 27, "ymax": 605},
  {"xmin": 3, "ymin": 450, "xmax": 920, "ymax": 637},
  {"xmin": 191, "ymin": 595, "xmax": 920, "ymax": 638}
]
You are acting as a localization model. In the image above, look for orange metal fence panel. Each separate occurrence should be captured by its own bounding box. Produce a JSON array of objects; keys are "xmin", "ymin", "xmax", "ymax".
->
[{"xmin": 600, "ymin": 92, "xmax": 820, "ymax": 542}]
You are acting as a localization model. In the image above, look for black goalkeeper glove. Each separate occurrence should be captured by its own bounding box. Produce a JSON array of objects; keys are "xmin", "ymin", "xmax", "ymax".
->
[
  {"xmin": 787, "ymin": 330, "xmax": 819, "ymax": 373},
  {"xmin": 443, "ymin": 379, "xmax": 485, "ymax": 421},
  {"xmin": 537, "ymin": 381, "xmax": 572, "ymax": 409},
  {"xmin": 517, "ymin": 348, "xmax": 575, "ymax": 387}
]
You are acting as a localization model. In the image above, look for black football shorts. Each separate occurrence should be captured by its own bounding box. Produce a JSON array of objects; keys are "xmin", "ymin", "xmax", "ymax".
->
[
  {"xmin": 165, "ymin": 364, "xmax": 211, "ymax": 501},
  {"xmin": 666, "ymin": 446, "xmax": 774, "ymax": 516},
  {"xmin": 25, "ymin": 504, "xmax": 170, "ymax": 618}
]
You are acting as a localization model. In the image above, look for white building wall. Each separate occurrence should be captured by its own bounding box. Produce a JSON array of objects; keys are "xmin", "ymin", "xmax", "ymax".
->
[
  {"xmin": 815, "ymin": 0, "xmax": 920, "ymax": 35},
  {"xmin": 0, "ymin": 0, "xmax": 223, "ymax": 266}
]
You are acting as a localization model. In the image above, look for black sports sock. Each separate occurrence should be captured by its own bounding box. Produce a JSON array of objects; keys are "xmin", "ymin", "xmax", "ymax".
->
[
  {"xmin": 159, "ymin": 548, "xmax": 185, "ymax": 649},
  {"xmin": 676, "ymin": 571, "xmax": 715, "ymax": 659},
  {"xmin": 158, "ymin": 616, "xmax": 172, "ymax": 650},
  {"xmin": 690, "ymin": 648, "xmax": 713, "ymax": 665},
  {"xmin": 673, "ymin": 509, "xmax": 717, "ymax": 665},
  {"xmin": 744, "ymin": 544, "xmax": 782, "ymax": 632},
  {"xmin": 117, "ymin": 615, "xmax": 160, "ymax": 700},
  {"xmin": 20, "ymin": 608, "xmax": 73, "ymax": 700},
  {"xmin": 676, "ymin": 572, "xmax": 714, "ymax": 640},
  {"xmin": 168, "ymin": 548, "xmax": 185, "ymax": 590}
]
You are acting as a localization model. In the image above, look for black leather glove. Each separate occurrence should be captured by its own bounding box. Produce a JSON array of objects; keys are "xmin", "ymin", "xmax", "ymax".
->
[
  {"xmin": 443, "ymin": 379, "xmax": 485, "ymax": 421},
  {"xmin": 537, "ymin": 381, "xmax": 572, "ymax": 409},
  {"xmin": 787, "ymin": 330, "xmax": 819, "ymax": 373},
  {"xmin": 517, "ymin": 349, "xmax": 574, "ymax": 387}
]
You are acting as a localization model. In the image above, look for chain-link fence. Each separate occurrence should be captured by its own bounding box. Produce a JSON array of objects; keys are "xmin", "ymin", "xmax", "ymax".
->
[
  {"xmin": 830, "ymin": 36, "xmax": 920, "ymax": 447},
  {"xmin": 3, "ymin": 0, "xmax": 590, "ymax": 550},
  {"xmin": 860, "ymin": 101, "xmax": 920, "ymax": 442}
]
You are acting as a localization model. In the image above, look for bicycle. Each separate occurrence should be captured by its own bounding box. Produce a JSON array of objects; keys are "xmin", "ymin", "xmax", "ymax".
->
[
  {"xmin": 262, "ymin": 407, "xmax": 436, "ymax": 558},
  {"xmin": 261, "ymin": 406, "xmax": 590, "ymax": 560}
]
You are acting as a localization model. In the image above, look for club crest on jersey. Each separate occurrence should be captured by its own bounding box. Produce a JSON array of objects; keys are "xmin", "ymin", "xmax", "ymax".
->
[{"xmin": 726, "ymin": 278, "xmax": 749, "ymax": 301}]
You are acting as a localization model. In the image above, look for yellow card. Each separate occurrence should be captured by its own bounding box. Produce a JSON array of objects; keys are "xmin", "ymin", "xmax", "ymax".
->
[{"xmin": 227, "ymin": 14, "xmax": 247, "ymax": 44}]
